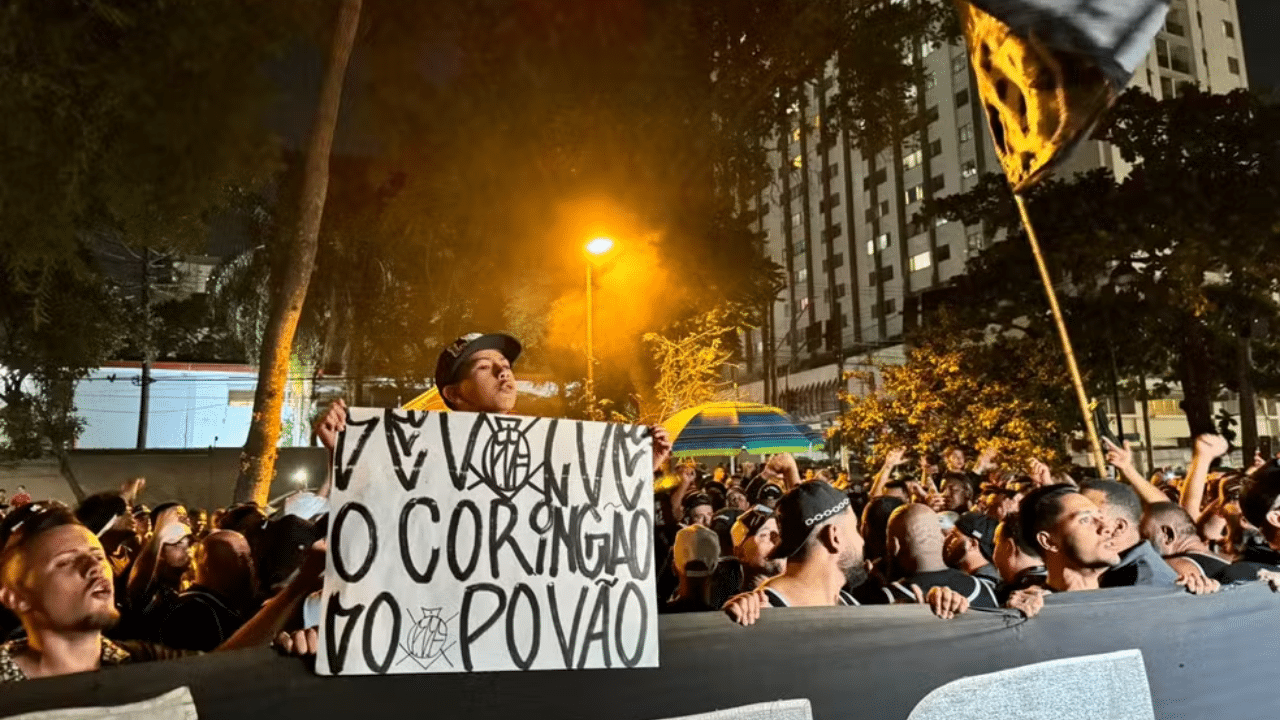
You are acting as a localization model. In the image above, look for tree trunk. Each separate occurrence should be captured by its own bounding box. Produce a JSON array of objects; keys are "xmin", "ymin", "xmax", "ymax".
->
[
  {"xmin": 1177, "ymin": 318, "xmax": 1216, "ymax": 439},
  {"xmin": 136, "ymin": 247, "xmax": 151, "ymax": 450},
  {"xmin": 1238, "ymin": 330, "xmax": 1258, "ymax": 461},
  {"xmin": 233, "ymin": 0, "xmax": 362, "ymax": 505}
]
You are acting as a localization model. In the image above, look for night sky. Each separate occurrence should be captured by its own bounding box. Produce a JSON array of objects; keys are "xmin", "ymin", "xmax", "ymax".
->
[{"xmin": 1238, "ymin": 0, "xmax": 1280, "ymax": 98}]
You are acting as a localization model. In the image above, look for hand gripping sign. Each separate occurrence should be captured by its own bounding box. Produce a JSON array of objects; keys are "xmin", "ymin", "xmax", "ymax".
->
[{"xmin": 316, "ymin": 409, "xmax": 659, "ymax": 675}]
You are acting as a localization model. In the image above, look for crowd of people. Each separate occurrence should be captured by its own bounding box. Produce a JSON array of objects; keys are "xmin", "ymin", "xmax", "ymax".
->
[{"xmin": 2, "ymin": 331, "xmax": 1279, "ymax": 689}]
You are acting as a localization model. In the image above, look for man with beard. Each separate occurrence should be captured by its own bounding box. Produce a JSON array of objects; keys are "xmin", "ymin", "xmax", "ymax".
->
[
  {"xmin": 0, "ymin": 503, "xmax": 325, "ymax": 682},
  {"xmin": 881, "ymin": 504, "xmax": 998, "ymax": 609},
  {"xmin": 721, "ymin": 483, "xmax": 867, "ymax": 624}
]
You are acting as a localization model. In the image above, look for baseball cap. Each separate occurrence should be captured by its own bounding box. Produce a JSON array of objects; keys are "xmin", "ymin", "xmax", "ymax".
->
[
  {"xmin": 673, "ymin": 525, "xmax": 721, "ymax": 578},
  {"xmin": 434, "ymin": 333, "xmax": 522, "ymax": 399},
  {"xmin": 730, "ymin": 505, "xmax": 776, "ymax": 549},
  {"xmin": 745, "ymin": 475, "xmax": 785, "ymax": 505},
  {"xmin": 768, "ymin": 482, "xmax": 853, "ymax": 560},
  {"xmin": 682, "ymin": 491, "xmax": 713, "ymax": 515},
  {"xmin": 955, "ymin": 511, "xmax": 998, "ymax": 561}
]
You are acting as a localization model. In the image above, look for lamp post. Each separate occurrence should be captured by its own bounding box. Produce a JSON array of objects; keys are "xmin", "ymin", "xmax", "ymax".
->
[{"xmin": 584, "ymin": 237, "xmax": 614, "ymax": 420}]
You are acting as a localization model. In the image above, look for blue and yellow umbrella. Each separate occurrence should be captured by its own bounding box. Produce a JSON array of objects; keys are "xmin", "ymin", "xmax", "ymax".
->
[{"xmin": 662, "ymin": 401, "xmax": 823, "ymax": 457}]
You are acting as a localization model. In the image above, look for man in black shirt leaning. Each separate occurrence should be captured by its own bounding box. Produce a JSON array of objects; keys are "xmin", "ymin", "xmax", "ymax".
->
[
  {"xmin": 880, "ymin": 504, "xmax": 998, "ymax": 609},
  {"xmin": 944, "ymin": 512, "xmax": 1002, "ymax": 587},
  {"xmin": 0, "ymin": 503, "xmax": 320, "ymax": 683},
  {"xmin": 1079, "ymin": 479, "xmax": 1218, "ymax": 592},
  {"xmin": 991, "ymin": 512, "xmax": 1048, "ymax": 602},
  {"xmin": 1238, "ymin": 465, "xmax": 1280, "ymax": 585},
  {"xmin": 721, "ymin": 482, "xmax": 866, "ymax": 624}
]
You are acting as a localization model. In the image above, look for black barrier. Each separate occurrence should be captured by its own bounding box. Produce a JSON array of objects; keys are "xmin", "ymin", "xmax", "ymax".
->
[{"xmin": 2, "ymin": 584, "xmax": 1279, "ymax": 720}]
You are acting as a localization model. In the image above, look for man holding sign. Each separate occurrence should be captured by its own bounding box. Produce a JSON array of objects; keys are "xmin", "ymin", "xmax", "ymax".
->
[
  {"xmin": 315, "ymin": 331, "xmax": 670, "ymax": 675},
  {"xmin": 314, "ymin": 333, "xmax": 673, "ymax": 473}
]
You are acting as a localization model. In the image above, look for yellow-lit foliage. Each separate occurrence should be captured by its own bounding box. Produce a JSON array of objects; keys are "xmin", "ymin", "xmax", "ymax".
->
[
  {"xmin": 835, "ymin": 326, "xmax": 1081, "ymax": 472},
  {"xmin": 643, "ymin": 305, "xmax": 745, "ymax": 425}
]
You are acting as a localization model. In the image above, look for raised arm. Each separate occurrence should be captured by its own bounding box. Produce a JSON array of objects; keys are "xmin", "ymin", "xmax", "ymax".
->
[
  {"xmin": 218, "ymin": 540, "xmax": 325, "ymax": 651},
  {"xmin": 1181, "ymin": 434, "xmax": 1228, "ymax": 517},
  {"xmin": 869, "ymin": 447, "xmax": 906, "ymax": 498},
  {"xmin": 1104, "ymin": 438, "xmax": 1167, "ymax": 507}
]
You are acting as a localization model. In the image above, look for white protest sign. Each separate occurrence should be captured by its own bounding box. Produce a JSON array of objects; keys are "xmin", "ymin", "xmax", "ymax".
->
[{"xmin": 315, "ymin": 409, "xmax": 659, "ymax": 675}]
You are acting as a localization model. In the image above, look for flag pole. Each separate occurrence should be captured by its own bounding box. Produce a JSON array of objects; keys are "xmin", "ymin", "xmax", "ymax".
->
[{"xmin": 1014, "ymin": 193, "xmax": 1108, "ymax": 477}]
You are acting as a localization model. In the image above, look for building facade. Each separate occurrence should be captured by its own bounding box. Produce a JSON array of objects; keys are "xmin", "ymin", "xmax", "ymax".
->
[{"xmin": 737, "ymin": 1, "xmax": 1251, "ymax": 456}]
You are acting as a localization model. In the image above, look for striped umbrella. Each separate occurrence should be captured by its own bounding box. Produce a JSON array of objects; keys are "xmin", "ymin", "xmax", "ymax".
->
[{"xmin": 663, "ymin": 401, "xmax": 823, "ymax": 457}]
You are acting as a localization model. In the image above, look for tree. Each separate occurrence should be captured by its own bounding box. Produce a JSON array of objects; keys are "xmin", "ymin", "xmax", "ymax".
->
[
  {"xmin": 234, "ymin": 0, "xmax": 363, "ymax": 505},
  {"xmin": 0, "ymin": 265, "xmax": 126, "ymax": 458},
  {"xmin": 643, "ymin": 305, "xmax": 750, "ymax": 424},
  {"xmin": 834, "ymin": 316, "xmax": 1079, "ymax": 471},
  {"xmin": 921, "ymin": 88, "xmax": 1280, "ymax": 454}
]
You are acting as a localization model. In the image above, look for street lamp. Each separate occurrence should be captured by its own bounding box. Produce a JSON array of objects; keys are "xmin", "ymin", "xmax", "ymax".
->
[{"xmin": 584, "ymin": 237, "xmax": 615, "ymax": 420}]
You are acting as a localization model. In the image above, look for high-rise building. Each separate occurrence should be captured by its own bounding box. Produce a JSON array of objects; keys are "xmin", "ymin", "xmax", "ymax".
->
[{"xmin": 737, "ymin": 0, "xmax": 1251, "ymax": 439}]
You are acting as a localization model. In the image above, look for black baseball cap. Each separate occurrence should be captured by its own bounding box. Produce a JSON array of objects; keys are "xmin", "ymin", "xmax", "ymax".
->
[
  {"xmin": 955, "ymin": 512, "xmax": 998, "ymax": 561},
  {"xmin": 745, "ymin": 475, "xmax": 784, "ymax": 504},
  {"xmin": 768, "ymin": 482, "xmax": 853, "ymax": 560},
  {"xmin": 434, "ymin": 333, "xmax": 522, "ymax": 404}
]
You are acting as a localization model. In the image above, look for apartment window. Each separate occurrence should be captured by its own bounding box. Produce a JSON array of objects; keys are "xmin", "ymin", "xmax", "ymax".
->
[
  {"xmin": 862, "ymin": 167, "xmax": 887, "ymax": 191},
  {"xmin": 794, "ymin": 268, "xmax": 808, "ymax": 284},
  {"xmin": 1223, "ymin": 20, "xmax": 1235, "ymax": 38},
  {"xmin": 824, "ymin": 163, "xmax": 840, "ymax": 180},
  {"xmin": 961, "ymin": 160, "xmax": 977, "ymax": 178},
  {"xmin": 792, "ymin": 154, "xmax": 804, "ymax": 169},
  {"xmin": 923, "ymin": 69, "xmax": 936, "ymax": 90},
  {"xmin": 1228, "ymin": 57, "xmax": 1240, "ymax": 75},
  {"xmin": 951, "ymin": 55, "xmax": 966, "ymax": 74},
  {"xmin": 1160, "ymin": 75, "xmax": 1174, "ymax": 98},
  {"xmin": 819, "ymin": 193, "xmax": 841, "ymax": 212},
  {"xmin": 865, "ymin": 208, "xmax": 877, "ymax": 223},
  {"xmin": 955, "ymin": 89, "xmax": 969, "ymax": 107},
  {"xmin": 822, "ymin": 254, "xmax": 845, "ymax": 272},
  {"xmin": 1156, "ymin": 39, "xmax": 1169, "ymax": 69},
  {"xmin": 909, "ymin": 250, "xmax": 932, "ymax": 272},
  {"xmin": 791, "ymin": 127, "xmax": 802, "ymax": 143},
  {"xmin": 790, "ymin": 212, "xmax": 802, "ymax": 228},
  {"xmin": 929, "ymin": 138, "xmax": 943, "ymax": 157},
  {"xmin": 880, "ymin": 199, "xmax": 890, "ymax": 216},
  {"xmin": 866, "ymin": 232, "xmax": 891, "ymax": 255},
  {"xmin": 934, "ymin": 215, "xmax": 949, "ymax": 227},
  {"xmin": 835, "ymin": 283, "xmax": 846, "ymax": 299},
  {"xmin": 936, "ymin": 244, "xmax": 951, "ymax": 262},
  {"xmin": 790, "ymin": 184, "xmax": 804, "ymax": 200},
  {"xmin": 925, "ymin": 105, "xmax": 940, "ymax": 124},
  {"xmin": 958, "ymin": 125, "xmax": 973, "ymax": 142},
  {"xmin": 904, "ymin": 183, "xmax": 924, "ymax": 205},
  {"xmin": 902, "ymin": 148, "xmax": 923, "ymax": 171},
  {"xmin": 930, "ymin": 174, "xmax": 946, "ymax": 192},
  {"xmin": 792, "ymin": 239, "xmax": 807, "ymax": 257},
  {"xmin": 873, "ymin": 299, "xmax": 897, "ymax": 318},
  {"xmin": 824, "ymin": 223, "xmax": 843, "ymax": 241}
]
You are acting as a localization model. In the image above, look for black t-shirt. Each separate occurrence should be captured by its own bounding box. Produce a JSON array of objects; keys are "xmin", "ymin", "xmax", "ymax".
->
[
  {"xmin": 1216, "ymin": 560, "xmax": 1278, "ymax": 584},
  {"xmin": 883, "ymin": 568, "xmax": 999, "ymax": 609},
  {"xmin": 159, "ymin": 585, "xmax": 246, "ymax": 652},
  {"xmin": 996, "ymin": 566, "xmax": 1049, "ymax": 604},
  {"xmin": 1168, "ymin": 552, "xmax": 1229, "ymax": 579}
]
